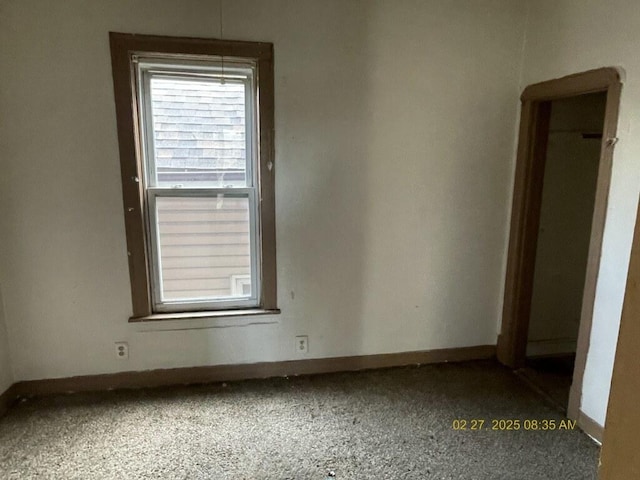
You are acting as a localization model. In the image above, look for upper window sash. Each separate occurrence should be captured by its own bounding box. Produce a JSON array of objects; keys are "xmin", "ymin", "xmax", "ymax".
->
[{"xmin": 135, "ymin": 58, "xmax": 257, "ymax": 191}]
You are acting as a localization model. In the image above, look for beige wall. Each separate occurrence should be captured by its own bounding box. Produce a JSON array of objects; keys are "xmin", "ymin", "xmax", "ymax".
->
[
  {"xmin": 521, "ymin": 0, "xmax": 640, "ymax": 426},
  {"xmin": 0, "ymin": 0, "xmax": 527, "ymax": 381},
  {"xmin": 527, "ymin": 94, "xmax": 606, "ymax": 356}
]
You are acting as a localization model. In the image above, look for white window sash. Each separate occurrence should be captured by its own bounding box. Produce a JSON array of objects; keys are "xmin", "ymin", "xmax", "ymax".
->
[{"xmin": 135, "ymin": 57, "xmax": 261, "ymax": 313}]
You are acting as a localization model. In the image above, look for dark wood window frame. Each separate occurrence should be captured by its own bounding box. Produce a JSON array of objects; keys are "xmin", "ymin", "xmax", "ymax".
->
[{"xmin": 109, "ymin": 32, "xmax": 278, "ymax": 321}]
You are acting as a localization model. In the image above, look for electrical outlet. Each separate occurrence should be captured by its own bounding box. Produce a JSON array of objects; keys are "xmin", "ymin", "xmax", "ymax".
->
[
  {"xmin": 115, "ymin": 342, "xmax": 129, "ymax": 360},
  {"xmin": 295, "ymin": 335, "xmax": 309, "ymax": 354}
]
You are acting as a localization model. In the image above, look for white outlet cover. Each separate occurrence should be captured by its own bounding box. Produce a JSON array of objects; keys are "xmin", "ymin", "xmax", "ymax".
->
[
  {"xmin": 295, "ymin": 336, "xmax": 308, "ymax": 354},
  {"xmin": 115, "ymin": 342, "xmax": 129, "ymax": 360}
]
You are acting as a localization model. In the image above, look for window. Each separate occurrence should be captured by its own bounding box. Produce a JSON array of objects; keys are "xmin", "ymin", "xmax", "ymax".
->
[{"xmin": 109, "ymin": 33, "xmax": 277, "ymax": 319}]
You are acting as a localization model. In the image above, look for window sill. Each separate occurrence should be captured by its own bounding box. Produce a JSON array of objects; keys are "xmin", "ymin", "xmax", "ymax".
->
[{"xmin": 129, "ymin": 308, "xmax": 281, "ymax": 323}]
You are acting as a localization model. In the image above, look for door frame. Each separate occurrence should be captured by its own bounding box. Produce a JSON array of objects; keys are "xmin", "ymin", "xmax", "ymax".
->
[{"xmin": 497, "ymin": 68, "xmax": 622, "ymax": 421}]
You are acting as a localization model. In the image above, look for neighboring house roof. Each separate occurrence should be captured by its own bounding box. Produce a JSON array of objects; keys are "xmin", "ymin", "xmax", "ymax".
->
[{"xmin": 151, "ymin": 78, "xmax": 247, "ymax": 173}]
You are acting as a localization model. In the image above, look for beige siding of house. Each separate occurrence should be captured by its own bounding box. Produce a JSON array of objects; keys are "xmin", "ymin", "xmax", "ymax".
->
[{"xmin": 157, "ymin": 197, "xmax": 251, "ymax": 300}]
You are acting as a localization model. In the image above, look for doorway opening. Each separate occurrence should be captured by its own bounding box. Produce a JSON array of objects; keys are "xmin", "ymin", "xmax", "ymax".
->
[
  {"xmin": 497, "ymin": 69, "xmax": 622, "ymax": 431},
  {"xmin": 522, "ymin": 92, "xmax": 607, "ymax": 409}
]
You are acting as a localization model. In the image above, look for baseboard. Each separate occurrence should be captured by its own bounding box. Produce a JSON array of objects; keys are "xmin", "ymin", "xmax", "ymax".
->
[
  {"xmin": 10, "ymin": 345, "xmax": 495, "ymax": 399},
  {"xmin": 526, "ymin": 338, "xmax": 577, "ymax": 357},
  {"xmin": 578, "ymin": 410, "xmax": 604, "ymax": 444},
  {"xmin": 0, "ymin": 384, "xmax": 17, "ymax": 418}
]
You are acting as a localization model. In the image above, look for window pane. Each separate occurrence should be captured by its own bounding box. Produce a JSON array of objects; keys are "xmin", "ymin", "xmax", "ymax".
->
[
  {"xmin": 150, "ymin": 77, "xmax": 247, "ymax": 187},
  {"xmin": 156, "ymin": 196, "xmax": 253, "ymax": 302}
]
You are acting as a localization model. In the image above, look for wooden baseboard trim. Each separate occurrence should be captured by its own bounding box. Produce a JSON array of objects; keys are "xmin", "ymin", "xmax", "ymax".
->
[
  {"xmin": 0, "ymin": 384, "xmax": 17, "ymax": 418},
  {"xmin": 526, "ymin": 339, "xmax": 577, "ymax": 357},
  {"xmin": 11, "ymin": 345, "xmax": 495, "ymax": 399},
  {"xmin": 578, "ymin": 410, "xmax": 604, "ymax": 444}
]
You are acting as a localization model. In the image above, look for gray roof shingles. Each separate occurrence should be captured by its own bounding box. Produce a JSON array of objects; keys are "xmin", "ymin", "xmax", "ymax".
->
[{"xmin": 151, "ymin": 78, "xmax": 247, "ymax": 173}]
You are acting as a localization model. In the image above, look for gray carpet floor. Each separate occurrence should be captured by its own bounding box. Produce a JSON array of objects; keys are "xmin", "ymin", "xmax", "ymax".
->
[{"xmin": 0, "ymin": 360, "xmax": 599, "ymax": 479}]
